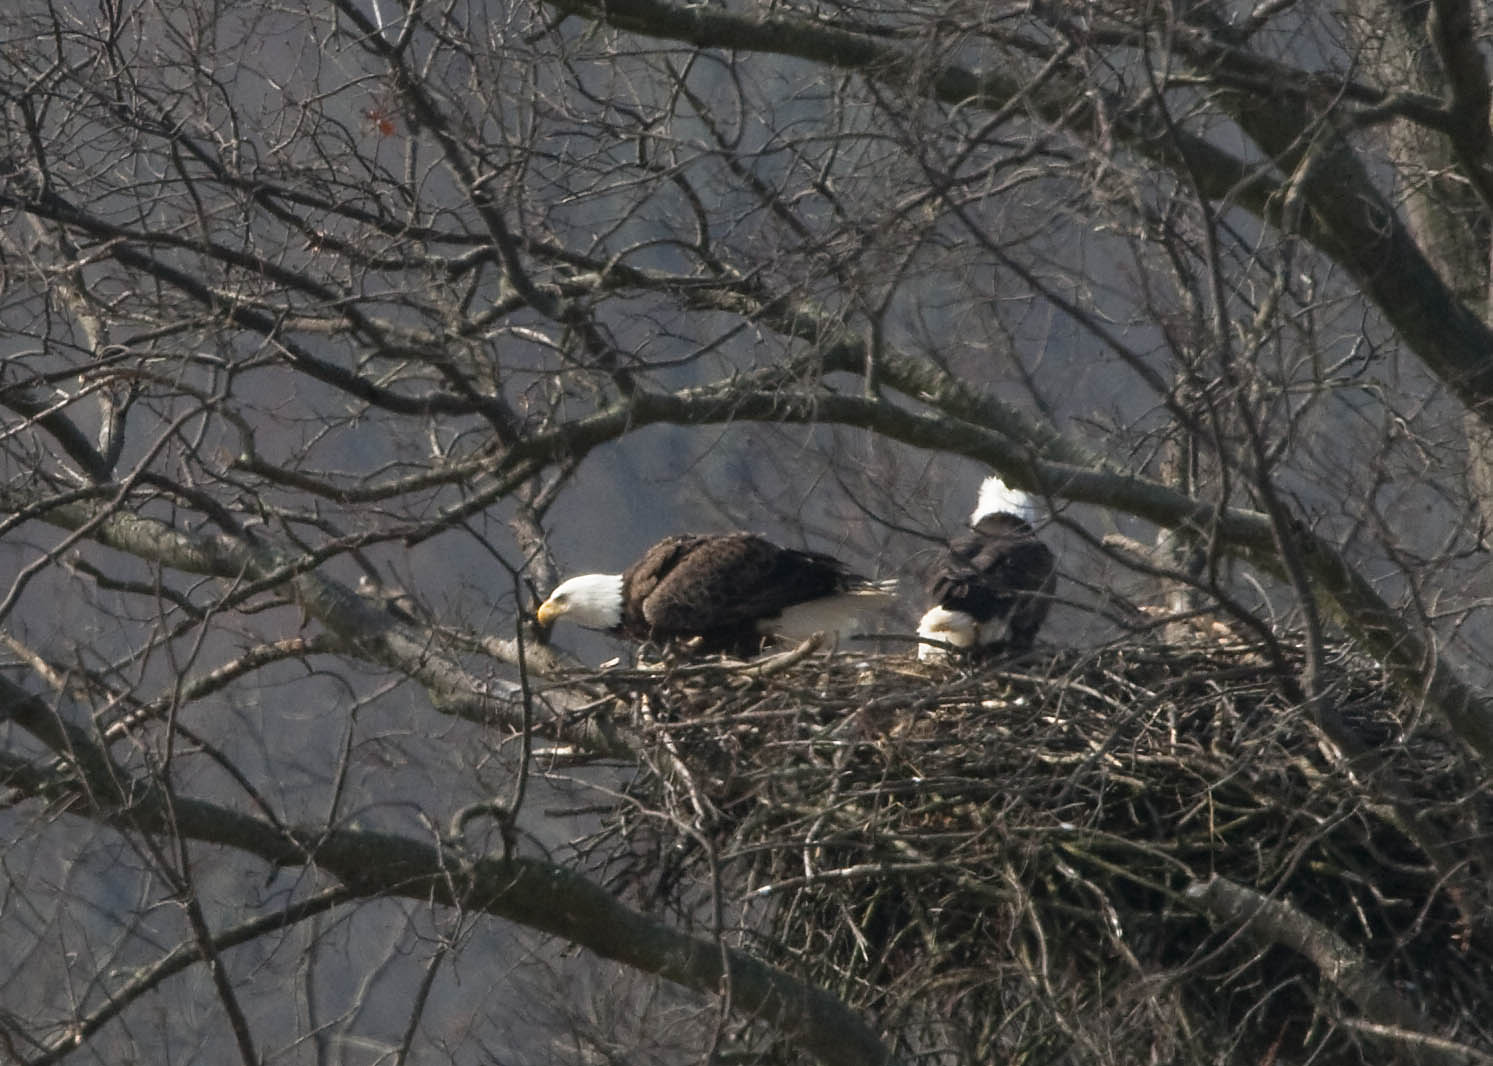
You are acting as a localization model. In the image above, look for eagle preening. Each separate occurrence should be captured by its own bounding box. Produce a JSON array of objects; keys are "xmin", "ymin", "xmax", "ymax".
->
[
  {"xmin": 917, "ymin": 475, "xmax": 1057, "ymax": 660},
  {"xmin": 536, "ymin": 532, "xmax": 898, "ymax": 656}
]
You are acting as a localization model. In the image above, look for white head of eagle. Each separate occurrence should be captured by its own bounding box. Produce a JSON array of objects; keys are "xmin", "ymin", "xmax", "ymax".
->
[
  {"xmin": 918, "ymin": 475, "xmax": 1056, "ymax": 661},
  {"xmin": 537, "ymin": 531, "xmax": 897, "ymax": 656}
]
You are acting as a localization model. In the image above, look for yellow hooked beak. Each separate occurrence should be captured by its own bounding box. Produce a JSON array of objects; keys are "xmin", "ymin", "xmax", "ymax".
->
[{"xmin": 536, "ymin": 596, "xmax": 565, "ymax": 627}]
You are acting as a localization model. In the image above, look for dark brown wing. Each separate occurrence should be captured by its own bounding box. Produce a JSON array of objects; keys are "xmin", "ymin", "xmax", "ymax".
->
[
  {"xmin": 630, "ymin": 532, "xmax": 850, "ymax": 637},
  {"xmin": 1002, "ymin": 542, "xmax": 1057, "ymax": 650},
  {"xmin": 619, "ymin": 534, "xmax": 713, "ymax": 635},
  {"xmin": 927, "ymin": 514, "xmax": 1055, "ymax": 650}
]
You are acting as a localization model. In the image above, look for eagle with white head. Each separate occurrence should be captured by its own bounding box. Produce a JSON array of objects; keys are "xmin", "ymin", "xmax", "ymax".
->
[
  {"xmin": 918, "ymin": 475, "xmax": 1056, "ymax": 660},
  {"xmin": 537, "ymin": 532, "xmax": 897, "ymax": 656}
]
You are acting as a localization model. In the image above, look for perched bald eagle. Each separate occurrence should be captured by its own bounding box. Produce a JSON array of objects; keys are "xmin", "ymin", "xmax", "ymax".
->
[
  {"xmin": 918, "ymin": 475, "xmax": 1056, "ymax": 660},
  {"xmin": 537, "ymin": 532, "xmax": 897, "ymax": 655}
]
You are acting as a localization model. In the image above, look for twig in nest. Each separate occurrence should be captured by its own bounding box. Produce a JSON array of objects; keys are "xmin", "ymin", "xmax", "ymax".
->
[{"xmin": 740, "ymin": 633, "xmax": 826, "ymax": 677}]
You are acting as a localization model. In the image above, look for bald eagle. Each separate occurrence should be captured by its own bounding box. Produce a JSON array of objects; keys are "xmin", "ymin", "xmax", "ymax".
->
[
  {"xmin": 918, "ymin": 475, "xmax": 1056, "ymax": 660},
  {"xmin": 537, "ymin": 532, "xmax": 897, "ymax": 655}
]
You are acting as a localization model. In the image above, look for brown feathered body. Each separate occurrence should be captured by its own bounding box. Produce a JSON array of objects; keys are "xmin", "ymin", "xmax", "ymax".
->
[
  {"xmin": 919, "ymin": 475, "xmax": 1058, "ymax": 660},
  {"xmin": 539, "ymin": 532, "xmax": 896, "ymax": 656},
  {"xmin": 925, "ymin": 513, "xmax": 1056, "ymax": 655}
]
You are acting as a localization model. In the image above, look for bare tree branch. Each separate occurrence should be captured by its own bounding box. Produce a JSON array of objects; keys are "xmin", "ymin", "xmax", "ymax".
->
[{"xmin": 0, "ymin": 676, "xmax": 898, "ymax": 1066}]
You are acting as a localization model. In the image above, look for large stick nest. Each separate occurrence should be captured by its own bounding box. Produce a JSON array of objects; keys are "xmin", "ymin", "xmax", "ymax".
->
[{"xmin": 578, "ymin": 635, "xmax": 1493, "ymax": 1065}]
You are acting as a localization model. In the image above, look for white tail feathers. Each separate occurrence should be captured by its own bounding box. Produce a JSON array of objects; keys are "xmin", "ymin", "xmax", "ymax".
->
[
  {"xmin": 767, "ymin": 578, "xmax": 898, "ymax": 642},
  {"xmin": 917, "ymin": 606, "xmax": 976, "ymax": 661}
]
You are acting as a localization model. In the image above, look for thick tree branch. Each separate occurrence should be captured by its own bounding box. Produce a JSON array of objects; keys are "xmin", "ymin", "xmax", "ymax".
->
[
  {"xmin": 1186, "ymin": 876, "xmax": 1480, "ymax": 1066},
  {"xmin": 543, "ymin": 0, "xmax": 1493, "ymax": 428},
  {"xmin": 1209, "ymin": 77, "xmax": 1493, "ymax": 420},
  {"xmin": 1427, "ymin": 0, "xmax": 1493, "ymax": 213},
  {"xmin": 0, "ymin": 484, "xmax": 631, "ymax": 760},
  {"xmin": 0, "ymin": 675, "xmax": 897, "ymax": 1066}
]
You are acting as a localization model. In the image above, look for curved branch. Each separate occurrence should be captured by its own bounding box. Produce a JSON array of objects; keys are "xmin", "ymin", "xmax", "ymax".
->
[
  {"xmin": 1, "ymin": 384, "xmax": 112, "ymax": 483},
  {"xmin": 0, "ymin": 483, "xmax": 631, "ymax": 759},
  {"xmin": 0, "ymin": 187, "xmax": 501, "ymax": 421},
  {"xmin": 0, "ymin": 676, "xmax": 897, "ymax": 1066},
  {"xmin": 26, "ymin": 886, "xmax": 354, "ymax": 1066},
  {"xmin": 1186, "ymin": 875, "xmax": 1481, "ymax": 1066},
  {"xmin": 543, "ymin": 0, "xmax": 1493, "ymax": 426},
  {"xmin": 1428, "ymin": 0, "xmax": 1493, "ymax": 213}
]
